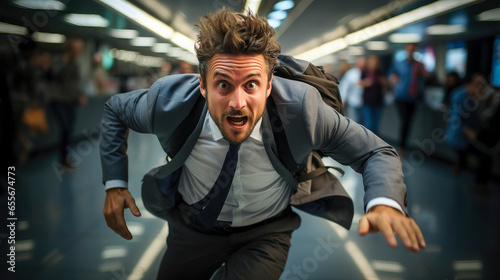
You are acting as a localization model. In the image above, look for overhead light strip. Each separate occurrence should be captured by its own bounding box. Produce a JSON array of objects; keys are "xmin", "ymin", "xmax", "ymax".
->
[
  {"xmin": 296, "ymin": 0, "xmax": 479, "ymax": 61},
  {"xmin": 64, "ymin": 14, "xmax": 109, "ymax": 27},
  {"xmin": 98, "ymin": 0, "xmax": 195, "ymax": 54},
  {"xmin": 33, "ymin": 32, "xmax": 66, "ymax": 43},
  {"xmin": 13, "ymin": 0, "xmax": 66, "ymax": 10},
  {"xmin": 0, "ymin": 22, "xmax": 65, "ymax": 43},
  {"xmin": 109, "ymin": 28, "xmax": 138, "ymax": 39},
  {"xmin": 477, "ymin": 7, "xmax": 500, "ymax": 21},
  {"xmin": 0, "ymin": 22, "xmax": 27, "ymax": 35},
  {"xmin": 243, "ymin": 0, "xmax": 262, "ymax": 13}
]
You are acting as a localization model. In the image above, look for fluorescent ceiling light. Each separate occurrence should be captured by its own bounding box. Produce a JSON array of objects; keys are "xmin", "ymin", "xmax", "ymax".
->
[
  {"xmin": 33, "ymin": 32, "xmax": 66, "ymax": 43},
  {"xmin": 111, "ymin": 48, "xmax": 165, "ymax": 67},
  {"xmin": 296, "ymin": 0, "xmax": 479, "ymax": 61},
  {"xmin": 171, "ymin": 32, "xmax": 195, "ymax": 54},
  {"xmin": 113, "ymin": 49, "xmax": 138, "ymax": 61},
  {"xmin": 267, "ymin": 19, "xmax": 281, "ymax": 28},
  {"xmin": 477, "ymin": 8, "xmax": 500, "ymax": 21},
  {"xmin": 169, "ymin": 47, "xmax": 184, "ymax": 58},
  {"xmin": 131, "ymin": 37, "xmax": 156, "ymax": 47},
  {"xmin": 366, "ymin": 41, "xmax": 388, "ymax": 50},
  {"xmin": 135, "ymin": 56, "xmax": 164, "ymax": 67},
  {"xmin": 389, "ymin": 33, "xmax": 422, "ymax": 43},
  {"xmin": 152, "ymin": 43, "xmax": 171, "ymax": 53},
  {"xmin": 297, "ymin": 38, "xmax": 348, "ymax": 61},
  {"xmin": 426, "ymin": 24, "xmax": 465, "ymax": 35},
  {"xmin": 109, "ymin": 29, "xmax": 138, "ymax": 39},
  {"xmin": 268, "ymin": 10, "xmax": 287, "ymax": 20},
  {"xmin": 347, "ymin": 46, "xmax": 365, "ymax": 55},
  {"xmin": 98, "ymin": 0, "xmax": 195, "ymax": 54},
  {"xmin": 13, "ymin": 0, "xmax": 65, "ymax": 10},
  {"xmin": 0, "ymin": 22, "xmax": 27, "ymax": 35},
  {"xmin": 274, "ymin": 0, "xmax": 294, "ymax": 11},
  {"xmin": 244, "ymin": 0, "xmax": 263, "ymax": 13},
  {"xmin": 64, "ymin": 14, "xmax": 109, "ymax": 27},
  {"xmin": 99, "ymin": 0, "xmax": 174, "ymax": 39}
]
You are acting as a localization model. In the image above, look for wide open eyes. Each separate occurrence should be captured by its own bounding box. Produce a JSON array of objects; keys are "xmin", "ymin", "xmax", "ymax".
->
[{"xmin": 219, "ymin": 82, "xmax": 228, "ymax": 89}]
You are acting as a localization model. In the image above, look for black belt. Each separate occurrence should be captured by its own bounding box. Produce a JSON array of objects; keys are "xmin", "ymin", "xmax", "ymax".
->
[{"xmin": 178, "ymin": 201, "xmax": 291, "ymax": 233}]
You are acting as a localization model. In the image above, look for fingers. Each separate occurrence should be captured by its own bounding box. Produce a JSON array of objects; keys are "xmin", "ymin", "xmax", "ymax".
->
[
  {"xmin": 392, "ymin": 218, "xmax": 417, "ymax": 252},
  {"xmin": 377, "ymin": 218, "xmax": 398, "ymax": 248},
  {"xmin": 108, "ymin": 206, "xmax": 133, "ymax": 240},
  {"xmin": 410, "ymin": 218, "xmax": 426, "ymax": 249},
  {"xmin": 103, "ymin": 188, "xmax": 138, "ymax": 240},
  {"xmin": 358, "ymin": 216, "xmax": 370, "ymax": 236},
  {"xmin": 360, "ymin": 205, "xmax": 426, "ymax": 252},
  {"xmin": 358, "ymin": 212, "xmax": 397, "ymax": 247},
  {"xmin": 125, "ymin": 195, "xmax": 141, "ymax": 217},
  {"xmin": 392, "ymin": 217, "xmax": 426, "ymax": 252}
]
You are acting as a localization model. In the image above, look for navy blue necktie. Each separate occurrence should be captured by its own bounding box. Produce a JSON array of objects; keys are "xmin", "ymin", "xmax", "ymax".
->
[{"xmin": 190, "ymin": 143, "xmax": 240, "ymax": 229}]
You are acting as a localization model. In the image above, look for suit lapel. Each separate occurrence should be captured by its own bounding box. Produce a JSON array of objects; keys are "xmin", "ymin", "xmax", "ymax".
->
[
  {"xmin": 261, "ymin": 109, "xmax": 298, "ymax": 190},
  {"xmin": 153, "ymin": 104, "xmax": 208, "ymax": 179}
]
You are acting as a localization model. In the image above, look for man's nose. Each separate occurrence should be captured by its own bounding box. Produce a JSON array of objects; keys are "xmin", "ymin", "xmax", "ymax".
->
[{"xmin": 229, "ymin": 87, "xmax": 246, "ymax": 110}]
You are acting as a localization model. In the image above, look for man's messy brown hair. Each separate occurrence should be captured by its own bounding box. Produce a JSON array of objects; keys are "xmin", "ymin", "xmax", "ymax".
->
[{"xmin": 195, "ymin": 8, "xmax": 281, "ymax": 85}]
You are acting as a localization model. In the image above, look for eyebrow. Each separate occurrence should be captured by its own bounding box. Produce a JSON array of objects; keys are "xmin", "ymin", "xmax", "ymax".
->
[{"xmin": 213, "ymin": 71, "xmax": 262, "ymax": 80}]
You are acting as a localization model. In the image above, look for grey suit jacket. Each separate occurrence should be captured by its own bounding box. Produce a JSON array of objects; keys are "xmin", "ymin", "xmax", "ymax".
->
[{"xmin": 100, "ymin": 55, "xmax": 408, "ymax": 230}]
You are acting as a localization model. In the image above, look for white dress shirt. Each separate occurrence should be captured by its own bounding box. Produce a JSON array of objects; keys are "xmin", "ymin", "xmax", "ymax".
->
[{"xmin": 178, "ymin": 112, "xmax": 292, "ymax": 227}]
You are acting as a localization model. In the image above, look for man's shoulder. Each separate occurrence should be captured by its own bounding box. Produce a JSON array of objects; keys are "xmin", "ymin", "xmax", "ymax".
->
[
  {"xmin": 271, "ymin": 76, "xmax": 318, "ymax": 103},
  {"xmin": 151, "ymin": 74, "xmax": 200, "ymax": 102}
]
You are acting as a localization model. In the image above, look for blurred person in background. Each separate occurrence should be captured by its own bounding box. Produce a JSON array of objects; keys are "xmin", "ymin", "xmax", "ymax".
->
[
  {"xmin": 339, "ymin": 57, "xmax": 366, "ymax": 124},
  {"xmin": 464, "ymin": 86, "xmax": 500, "ymax": 195},
  {"xmin": 389, "ymin": 43, "xmax": 430, "ymax": 157},
  {"xmin": 337, "ymin": 60, "xmax": 350, "ymax": 81},
  {"xmin": 158, "ymin": 61, "xmax": 172, "ymax": 77},
  {"xmin": 49, "ymin": 38, "xmax": 87, "ymax": 168},
  {"xmin": 359, "ymin": 55, "xmax": 387, "ymax": 135},
  {"xmin": 445, "ymin": 74, "xmax": 494, "ymax": 194},
  {"xmin": 441, "ymin": 71, "xmax": 461, "ymax": 111},
  {"xmin": 172, "ymin": 60, "xmax": 195, "ymax": 74},
  {"xmin": 8, "ymin": 35, "xmax": 43, "ymax": 163},
  {"xmin": 92, "ymin": 52, "xmax": 109, "ymax": 96}
]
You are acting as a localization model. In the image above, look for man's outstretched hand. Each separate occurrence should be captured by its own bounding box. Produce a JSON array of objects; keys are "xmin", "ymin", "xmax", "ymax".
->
[
  {"xmin": 104, "ymin": 188, "xmax": 141, "ymax": 240},
  {"xmin": 358, "ymin": 205, "xmax": 426, "ymax": 252}
]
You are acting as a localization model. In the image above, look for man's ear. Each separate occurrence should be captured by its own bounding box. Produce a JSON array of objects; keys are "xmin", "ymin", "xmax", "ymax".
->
[
  {"xmin": 266, "ymin": 74, "xmax": 273, "ymax": 98},
  {"xmin": 199, "ymin": 75, "xmax": 207, "ymax": 98}
]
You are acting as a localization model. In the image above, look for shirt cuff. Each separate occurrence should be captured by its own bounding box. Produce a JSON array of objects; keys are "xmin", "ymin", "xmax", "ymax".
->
[
  {"xmin": 105, "ymin": 179, "xmax": 128, "ymax": 191},
  {"xmin": 366, "ymin": 197, "xmax": 404, "ymax": 214}
]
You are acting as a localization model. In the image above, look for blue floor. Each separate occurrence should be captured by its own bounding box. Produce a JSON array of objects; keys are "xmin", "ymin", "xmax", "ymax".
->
[{"xmin": 1, "ymin": 130, "xmax": 499, "ymax": 280}]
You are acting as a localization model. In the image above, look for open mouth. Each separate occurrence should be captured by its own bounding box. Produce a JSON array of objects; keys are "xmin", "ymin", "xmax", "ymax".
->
[{"xmin": 227, "ymin": 115, "xmax": 248, "ymax": 127}]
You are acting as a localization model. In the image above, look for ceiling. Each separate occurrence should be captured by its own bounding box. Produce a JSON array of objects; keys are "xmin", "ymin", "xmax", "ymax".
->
[{"xmin": 1, "ymin": 0, "xmax": 500, "ymax": 66}]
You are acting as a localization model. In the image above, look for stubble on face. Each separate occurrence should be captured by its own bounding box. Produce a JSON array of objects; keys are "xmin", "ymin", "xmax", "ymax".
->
[{"xmin": 207, "ymin": 98, "xmax": 259, "ymax": 145}]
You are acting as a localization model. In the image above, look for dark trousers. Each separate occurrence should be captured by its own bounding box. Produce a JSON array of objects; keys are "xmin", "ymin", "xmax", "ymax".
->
[
  {"xmin": 396, "ymin": 100, "xmax": 416, "ymax": 149},
  {"xmin": 50, "ymin": 102, "xmax": 76, "ymax": 160},
  {"xmin": 157, "ymin": 203, "xmax": 301, "ymax": 280}
]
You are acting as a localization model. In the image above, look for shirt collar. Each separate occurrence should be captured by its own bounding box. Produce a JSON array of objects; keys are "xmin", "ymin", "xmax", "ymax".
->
[{"xmin": 207, "ymin": 111, "xmax": 263, "ymax": 142}]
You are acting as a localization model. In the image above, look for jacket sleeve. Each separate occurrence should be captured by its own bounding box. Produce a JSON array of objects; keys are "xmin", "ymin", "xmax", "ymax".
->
[
  {"xmin": 99, "ymin": 81, "xmax": 159, "ymax": 184},
  {"xmin": 99, "ymin": 74, "xmax": 202, "ymax": 185},
  {"xmin": 302, "ymin": 88, "xmax": 408, "ymax": 214}
]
